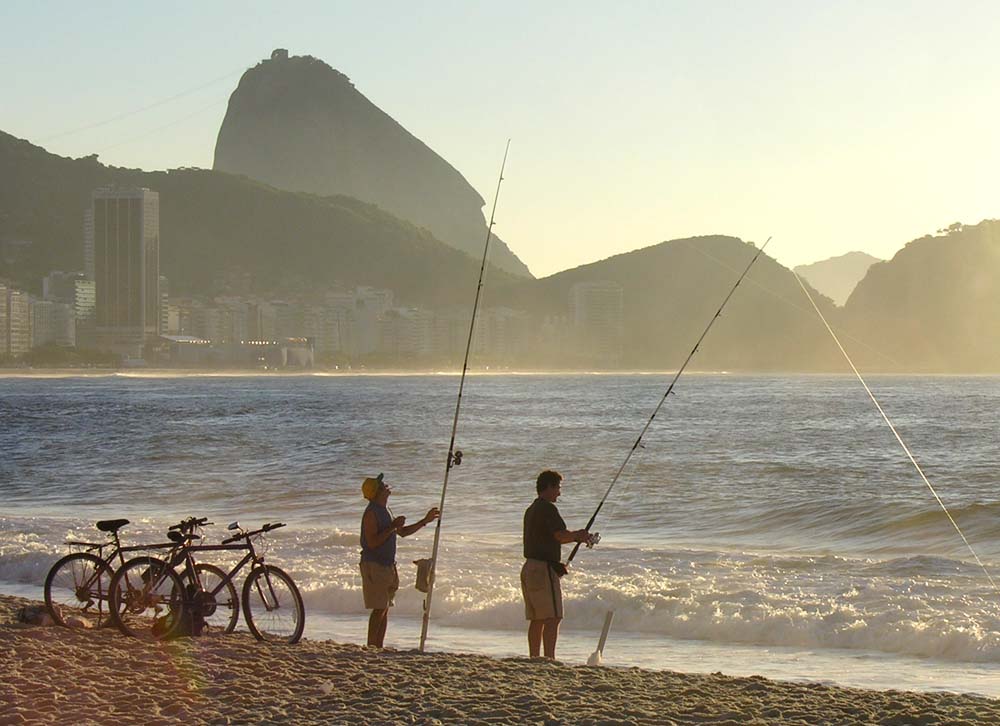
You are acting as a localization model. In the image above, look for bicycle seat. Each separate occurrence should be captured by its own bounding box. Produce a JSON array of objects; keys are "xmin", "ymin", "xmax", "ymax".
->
[
  {"xmin": 96, "ymin": 519, "xmax": 130, "ymax": 532},
  {"xmin": 167, "ymin": 531, "xmax": 201, "ymax": 543}
]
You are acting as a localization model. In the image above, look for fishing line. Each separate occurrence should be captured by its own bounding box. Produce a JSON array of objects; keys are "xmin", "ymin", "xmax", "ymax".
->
[
  {"xmin": 419, "ymin": 140, "xmax": 511, "ymax": 651},
  {"xmin": 95, "ymin": 97, "xmax": 229, "ymax": 154},
  {"xmin": 591, "ymin": 393, "xmax": 659, "ymax": 536},
  {"xmin": 791, "ymin": 269, "xmax": 999, "ymax": 594},
  {"xmin": 39, "ymin": 66, "xmax": 246, "ymax": 143},
  {"xmin": 567, "ymin": 237, "xmax": 772, "ymax": 564},
  {"xmin": 680, "ymin": 239, "xmax": 902, "ymax": 369}
]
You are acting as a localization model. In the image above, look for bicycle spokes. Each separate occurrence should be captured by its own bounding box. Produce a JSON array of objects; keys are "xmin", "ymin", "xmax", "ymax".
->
[
  {"xmin": 110, "ymin": 557, "xmax": 186, "ymax": 640},
  {"xmin": 44, "ymin": 553, "xmax": 113, "ymax": 628},
  {"xmin": 242, "ymin": 566, "xmax": 304, "ymax": 644}
]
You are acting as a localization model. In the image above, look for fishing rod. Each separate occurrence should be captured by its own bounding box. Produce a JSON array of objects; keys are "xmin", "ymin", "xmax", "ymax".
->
[
  {"xmin": 419, "ymin": 140, "xmax": 511, "ymax": 652},
  {"xmin": 790, "ymin": 269, "xmax": 999, "ymax": 593},
  {"xmin": 567, "ymin": 236, "xmax": 772, "ymax": 564}
]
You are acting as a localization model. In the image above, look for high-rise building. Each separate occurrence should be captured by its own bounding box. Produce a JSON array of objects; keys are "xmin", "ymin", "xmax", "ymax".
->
[
  {"xmin": 31, "ymin": 299, "xmax": 75, "ymax": 348},
  {"xmin": 42, "ymin": 270, "xmax": 94, "ymax": 342},
  {"xmin": 1, "ymin": 284, "xmax": 32, "ymax": 357},
  {"xmin": 352, "ymin": 287, "xmax": 393, "ymax": 357},
  {"xmin": 92, "ymin": 187, "xmax": 160, "ymax": 357},
  {"xmin": 73, "ymin": 278, "xmax": 96, "ymax": 325},
  {"xmin": 570, "ymin": 281, "xmax": 624, "ymax": 366},
  {"xmin": 159, "ymin": 275, "xmax": 170, "ymax": 336},
  {"xmin": 0, "ymin": 284, "xmax": 6, "ymax": 356},
  {"xmin": 378, "ymin": 308, "xmax": 433, "ymax": 357},
  {"xmin": 83, "ymin": 209, "xmax": 95, "ymax": 281}
]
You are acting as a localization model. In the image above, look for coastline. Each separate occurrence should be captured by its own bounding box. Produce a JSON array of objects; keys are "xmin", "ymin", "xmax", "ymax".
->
[
  {"xmin": 4, "ymin": 368, "xmax": 994, "ymax": 378},
  {"xmin": 3, "ymin": 595, "xmax": 998, "ymax": 725}
]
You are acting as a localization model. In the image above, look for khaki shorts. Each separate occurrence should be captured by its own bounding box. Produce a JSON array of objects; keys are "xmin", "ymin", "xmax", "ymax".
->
[
  {"xmin": 521, "ymin": 558, "xmax": 563, "ymax": 621},
  {"xmin": 360, "ymin": 561, "xmax": 399, "ymax": 610}
]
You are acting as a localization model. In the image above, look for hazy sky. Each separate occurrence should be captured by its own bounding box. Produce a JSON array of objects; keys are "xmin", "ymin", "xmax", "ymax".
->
[{"xmin": 3, "ymin": 1, "xmax": 998, "ymax": 277}]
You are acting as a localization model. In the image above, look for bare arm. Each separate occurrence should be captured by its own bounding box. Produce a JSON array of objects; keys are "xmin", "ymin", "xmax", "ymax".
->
[
  {"xmin": 554, "ymin": 528, "xmax": 590, "ymax": 544},
  {"xmin": 398, "ymin": 507, "xmax": 440, "ymax": 538}
]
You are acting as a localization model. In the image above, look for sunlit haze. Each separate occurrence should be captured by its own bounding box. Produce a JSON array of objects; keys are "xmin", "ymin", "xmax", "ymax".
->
[{"xmin": 3, "ymin": 1, "xmax": 998, "ymax": 276}]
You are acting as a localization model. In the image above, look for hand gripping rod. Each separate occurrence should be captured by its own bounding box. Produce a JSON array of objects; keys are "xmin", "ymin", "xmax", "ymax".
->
[
  {"xmin": 419, "ymin": 140, "xmax": 511, "ymax": 652},
  {"xmin": 568, "ymin": 237, "xmax": 772, "ymax": 563}
]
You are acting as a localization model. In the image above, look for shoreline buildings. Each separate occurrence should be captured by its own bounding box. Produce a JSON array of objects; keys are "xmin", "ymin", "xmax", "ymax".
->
[
  {"xmin": 1, "ymin": 283, "xmax": 32, "ymax": 357},
  {"xmin": 571, "ymin": 281, "xmax": 625, "ymax": 367},
  {"xmin": 6, "ymin": 184, "xmax": 627, "ymax": 369}
]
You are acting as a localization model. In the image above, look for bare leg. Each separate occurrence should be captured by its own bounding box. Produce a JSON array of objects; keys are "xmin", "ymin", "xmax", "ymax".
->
[
  {"xmin": 527, "ymin": 620, "xmax": 544, "ymax": 657},
  {"xmin": 542, "ymin": 617, "xmax": 561, "ymax": 659},
  {"xmin": 368, "ymin": 609, "xmax": 388, "ymax": 647},
  {"xmin": 376, "ymin": 609, "xmax": 388, "ymax": 646}
]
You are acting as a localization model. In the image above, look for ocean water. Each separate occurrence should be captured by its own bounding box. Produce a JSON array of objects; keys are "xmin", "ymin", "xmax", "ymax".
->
[{"xmin": 1, "ymin": 373, "xmax": 998, "ymax": 696}]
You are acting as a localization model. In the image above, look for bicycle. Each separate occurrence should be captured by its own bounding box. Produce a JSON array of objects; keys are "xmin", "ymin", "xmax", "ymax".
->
[
  {"xmin": 105, "ymin": 517, "xmax": 220, "ymax": 640},
  {"xmin": 186, "ymin": 521, "xmax": 304, "ymax": 644},
  {"xmin": 43, "ymin": 518, "xmax": 176, "ymax": 628},
  {"xmin": 108, "ymin": 520, "xmax": 305, "ymax": 644}
]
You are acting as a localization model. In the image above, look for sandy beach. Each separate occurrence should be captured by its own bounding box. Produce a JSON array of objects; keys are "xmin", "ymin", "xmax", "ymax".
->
[{"xmin": 1, "ymin": 595, "xmax": 997, "ymax": 725}]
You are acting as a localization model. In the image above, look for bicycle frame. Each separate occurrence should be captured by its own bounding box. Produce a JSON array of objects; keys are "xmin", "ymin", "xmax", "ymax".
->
[
  {"xmin": 179, "ymin": 531, "xmax": 286, "ymax": 617},
  {"xmin": 62, "ymin": 534, "xmax": 174, "ymax": 597},
  {"xmin": 180, "ymin": 542, "xmax": 257, "ymax": 596}
]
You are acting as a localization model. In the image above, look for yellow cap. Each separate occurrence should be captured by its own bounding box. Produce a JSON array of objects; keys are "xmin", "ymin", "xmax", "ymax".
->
[{"xmin": 362, "ymin": 475, "xmax": 383, "ymax": 500}]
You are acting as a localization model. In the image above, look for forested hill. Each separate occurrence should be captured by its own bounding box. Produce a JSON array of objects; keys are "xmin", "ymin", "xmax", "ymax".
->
[
  {"xmin": 0, "ymin": 130, "xmax": 515, "ymax": 307},
  {"xmin": 490, "ymin": 228, "xmax": 1000, "ymax": 372},
  {"xmin": 843, "ymin": 220, "xmax": 1000, "ymax": 372},
  {"xmin": 491, "ymin": 235, "xmax": 850, "ymax": 371}
]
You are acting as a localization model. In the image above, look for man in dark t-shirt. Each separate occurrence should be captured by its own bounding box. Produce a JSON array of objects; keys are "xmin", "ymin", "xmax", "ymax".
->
[{"xmin": 520, "ymin": 469, "xmax": 595, "ymax": 659}]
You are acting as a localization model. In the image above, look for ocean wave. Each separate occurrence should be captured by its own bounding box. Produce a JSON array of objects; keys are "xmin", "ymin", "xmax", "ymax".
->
[
  {"xmin": 281, "ymin": 539, "xmax": 1000, "ymax": 664},
  {"xmin": 294, "ymin": 570, "xmax": 1000, "ymax": 663},
  {"xmin": 708, "ymin": 499, "xmax": 1000, "ymax": 559},
  {"xmin": 3, "ymin": 509, "xmax": 998, "ymax": 666}
]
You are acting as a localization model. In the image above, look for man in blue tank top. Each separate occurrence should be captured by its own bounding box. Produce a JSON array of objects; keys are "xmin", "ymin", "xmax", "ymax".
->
[{"xmin": 360, "ymin": 473, "xmax": 439, "ymax": 647}]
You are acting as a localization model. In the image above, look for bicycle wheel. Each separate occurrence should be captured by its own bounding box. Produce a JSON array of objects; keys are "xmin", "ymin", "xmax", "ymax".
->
[
  {"xmin": 241, "ymin": 565, "xmax": 304, "ymax": 644},
  {"xmin": 44, "ymin": 552, "xmax": 114, "ymax": 628},
  {"xmin": 109, "ymin": 556, "xmax": 186, "ymax": 640},
  {"xmin": 193, "ymin": 563, "xmax": 239, "ymax": 633}
]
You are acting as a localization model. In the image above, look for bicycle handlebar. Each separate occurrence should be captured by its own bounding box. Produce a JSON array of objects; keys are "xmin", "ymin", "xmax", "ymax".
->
[
  {"xmin": 169, "ymin": 516, "xmax": 212, "ymax": 532},
  {"xmin": 220, "ymin": 522, "xmax": 286, "ymax": 545}
]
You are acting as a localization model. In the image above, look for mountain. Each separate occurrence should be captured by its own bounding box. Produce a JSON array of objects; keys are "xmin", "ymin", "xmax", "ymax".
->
[
  {"xmin": 213, "ymin": 50, "xmax": 531, "ymax": 278},
  {"xmin": 491, "ymin": 235, "xmax": 848, "ymax": 371},
  {"xmin": 794, "ymin": 251, "xmax": 881, "ymax": 306},
  {"xmin": 5, "ymin": 129, "xmax": 999, "ymax": 372},
  {"xmin": 842, "ymin": 221, "xmax": 1000, "ymax": 371},
  {"xmin": 0, "ymin": 130, "xmax": 516, "ymax": 307}
]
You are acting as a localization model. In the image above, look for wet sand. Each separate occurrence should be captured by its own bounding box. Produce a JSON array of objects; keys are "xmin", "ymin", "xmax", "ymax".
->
[{"xmin": 1, "ymin": 595, "xmax": 997, "ymax": 725}]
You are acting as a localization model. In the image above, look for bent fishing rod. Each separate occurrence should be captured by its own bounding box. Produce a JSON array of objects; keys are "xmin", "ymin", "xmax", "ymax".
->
[
  {"xmin": 567, "ymin": 236, "xmax": 772, "ymax": 564},
  {"xmin": 419, "ymin": 140, "xmax": 511, "ymax": 652}
]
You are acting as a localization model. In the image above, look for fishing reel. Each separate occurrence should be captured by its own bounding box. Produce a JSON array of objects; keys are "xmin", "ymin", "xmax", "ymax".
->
[
  {"xmin": 586, "ymin": 532, "xmax": 601, "ymax": 549},
  {"xmin": 448, "ymin": 450, "xmax": 463, "ymax": 469}
]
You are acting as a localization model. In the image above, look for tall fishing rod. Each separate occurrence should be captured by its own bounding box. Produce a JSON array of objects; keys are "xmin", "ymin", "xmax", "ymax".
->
[
  {"xmin": 790, "ymin": 268, "xmax": 999, "ymax": 594},
  {"xmin": 419, "ymin": 140, "xmax": 511, "ymax": 652},
  {"xmin": 568, "ymin": 236, "xmax": 772, "ymax": 564}
]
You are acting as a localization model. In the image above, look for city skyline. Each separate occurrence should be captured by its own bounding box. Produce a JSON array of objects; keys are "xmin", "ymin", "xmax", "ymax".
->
[{"xmin": 3, "ymin": 2, "xmax": 998, "ymax": 277}]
